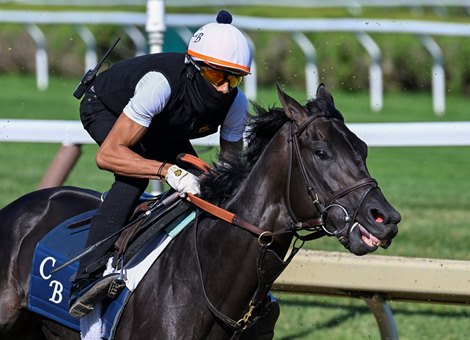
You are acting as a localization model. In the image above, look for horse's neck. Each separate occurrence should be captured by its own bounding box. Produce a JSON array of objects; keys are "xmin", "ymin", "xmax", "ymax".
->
[
  {"xmin": 191, "ymin": 132, "xmax": 295, "ymax": 324},
  {"xmin": 227, "ymin": 129, "xmax": 292, "ymax": 233}
]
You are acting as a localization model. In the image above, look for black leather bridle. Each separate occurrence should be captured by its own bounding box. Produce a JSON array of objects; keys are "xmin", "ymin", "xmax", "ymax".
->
[{"xmin": 285, "ymin": 115, "xmax": 378, "ymax": 243}]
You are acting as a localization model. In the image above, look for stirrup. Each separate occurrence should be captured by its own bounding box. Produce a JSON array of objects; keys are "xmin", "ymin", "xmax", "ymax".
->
[{"xmin": 69, "ymin": 273, "xmax": 121, "ymax": 318}]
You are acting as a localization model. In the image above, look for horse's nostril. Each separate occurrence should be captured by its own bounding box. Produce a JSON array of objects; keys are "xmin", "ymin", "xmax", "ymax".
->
[
  {"xmin": 393, "ymin": 211, "xmax": 402, "ymax": 224},
  {"xmin": 372, "ymin": 209, "xmax": 384, "ymax": 223}
]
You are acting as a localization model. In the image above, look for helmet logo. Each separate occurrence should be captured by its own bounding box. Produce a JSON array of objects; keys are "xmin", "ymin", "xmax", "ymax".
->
[{"xmin": 193, "ymin": 33, "xmax": 204, "ymax": 43}]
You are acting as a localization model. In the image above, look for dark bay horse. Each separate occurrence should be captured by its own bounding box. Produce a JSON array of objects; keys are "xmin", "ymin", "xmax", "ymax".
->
[{"xmin": 0, "ymin": 85, "xmax": 400, "ymax": 339}]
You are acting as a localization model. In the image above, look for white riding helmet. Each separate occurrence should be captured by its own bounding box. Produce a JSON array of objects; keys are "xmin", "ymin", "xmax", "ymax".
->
[{"xmin": 187, "ymin": 11, "xmax": 252, "ymax": 74}]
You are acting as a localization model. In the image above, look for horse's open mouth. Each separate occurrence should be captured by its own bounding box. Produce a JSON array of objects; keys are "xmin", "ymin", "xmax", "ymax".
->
[{"xmin": 350, "ymin": 222, "xmax": 384, "ymax": 248}]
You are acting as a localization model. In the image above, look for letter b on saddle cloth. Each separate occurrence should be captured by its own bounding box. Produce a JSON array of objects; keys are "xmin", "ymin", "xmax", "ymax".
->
[{"xmin": 28, "ymin": 155, "xmax": 202, "ymax": 335}]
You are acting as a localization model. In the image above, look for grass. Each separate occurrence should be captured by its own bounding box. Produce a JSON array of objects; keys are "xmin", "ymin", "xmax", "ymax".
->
[
  {"xmin": 275, "ymin": 294, "xmax": 470, "ymax": 339},
  {"xmin": 0, "ymin": 74, "xmax": 78, "ymax": 120},
  {"xmin": 1, "ymin": 74, "xmax": 470, "ymax": 339}
]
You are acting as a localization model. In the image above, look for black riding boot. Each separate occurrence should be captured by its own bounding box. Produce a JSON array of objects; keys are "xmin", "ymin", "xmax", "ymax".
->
[{"xmin": 69, "ymin": 175, "xmax": 148, "ymax": 318}]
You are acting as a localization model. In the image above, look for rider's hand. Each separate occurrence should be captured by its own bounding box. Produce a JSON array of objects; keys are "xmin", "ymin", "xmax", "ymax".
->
[{"xmin": 165, "ymin": 165, "xmax": 200, "ymax": 197}]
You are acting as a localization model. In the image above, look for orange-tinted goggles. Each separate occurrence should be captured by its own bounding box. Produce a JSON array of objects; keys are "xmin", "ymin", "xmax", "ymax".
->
[
  {"xmin": 200, "ymin": 66, "xmax": 244, "ymax": 88},
  {"xmin": 188, "ymin": 55, "xmax": 245, "ymax": 88}
]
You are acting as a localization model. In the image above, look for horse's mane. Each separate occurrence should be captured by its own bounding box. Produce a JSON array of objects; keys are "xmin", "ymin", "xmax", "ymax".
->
[{"xmin": 199, "ymin": 94, "xmax": 344, "ymax": 205}]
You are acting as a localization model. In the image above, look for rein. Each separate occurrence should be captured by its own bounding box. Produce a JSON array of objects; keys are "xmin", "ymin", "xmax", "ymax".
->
[
  {"xmin": 183, "ymin": 164, "xmax": 311, "ymax": 337},
  {"xmin": 186, "ymin": 193, "xmax": 297, "ymax": 244},
  {"xmin": 181, "ymin": 154, "xmax": 289, "ymax": 242}
]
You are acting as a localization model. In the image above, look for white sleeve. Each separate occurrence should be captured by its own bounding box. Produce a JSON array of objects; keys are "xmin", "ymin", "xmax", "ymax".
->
[
  {"xmin": 123, "ymin": 72, "xmax": 171, "ymax": 127},
  {"xmin": 220, "ymin": 90, "xmax": 249, "ymax": 142}
]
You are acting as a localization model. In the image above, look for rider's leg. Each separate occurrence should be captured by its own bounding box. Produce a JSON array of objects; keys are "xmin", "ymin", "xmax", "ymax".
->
[{"xmin": 75, "ymin": 174, "xmax": 149, "ymax": 279}]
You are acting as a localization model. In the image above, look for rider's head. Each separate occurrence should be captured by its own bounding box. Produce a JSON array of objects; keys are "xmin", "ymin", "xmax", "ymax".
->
[{"xmin": 187, "ymin": 11, "xmax": 252, "ymax": 90}]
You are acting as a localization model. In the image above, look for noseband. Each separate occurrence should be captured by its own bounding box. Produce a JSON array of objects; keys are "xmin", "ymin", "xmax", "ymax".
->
[{"xmin": 286, "ymin": 115, "xmax": 378, "ymax": 242}]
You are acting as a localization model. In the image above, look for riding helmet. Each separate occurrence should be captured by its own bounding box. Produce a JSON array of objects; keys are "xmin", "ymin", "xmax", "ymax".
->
[{"xmin": 186, "ymin": 10, "xmax": 252, "ymax": 74}]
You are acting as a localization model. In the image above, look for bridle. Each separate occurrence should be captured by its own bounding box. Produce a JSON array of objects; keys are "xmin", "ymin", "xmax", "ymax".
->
[
  {"xmin": 186, "ymin": 114, "xmax": 377, "ymax": 244},
  {"xmin": 286, "ymin": 114, "xmax": 378, "ymax": 244}
]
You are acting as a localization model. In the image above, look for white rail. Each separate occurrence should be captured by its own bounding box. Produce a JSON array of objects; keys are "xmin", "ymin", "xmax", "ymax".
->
[
  {"xmin": 2, "ymin": 10, "xmax": 470, "ymax": 114},
  {"xmin": 0, "ymin": 119, "xmax": 218, "ymax": 146},
  {"xmin": 2, "ymin": 119, "xmax": 470, "ymax": 190},
  {"xmin": 2, "ymin": 119, "xmax": 470, "ymax": 147},
  {"xmin": 2, "ymin": 11, "xmax": 470, "ymax": 36},
  {"xmin": 273, "ymin": 249, "xmax": 470, "ymax": 340}
]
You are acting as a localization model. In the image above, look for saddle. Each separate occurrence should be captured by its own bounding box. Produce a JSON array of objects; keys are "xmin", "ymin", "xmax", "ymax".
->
[{"xmin": 68, "ymin": 189, "xmax": 191, "ymax": 276}]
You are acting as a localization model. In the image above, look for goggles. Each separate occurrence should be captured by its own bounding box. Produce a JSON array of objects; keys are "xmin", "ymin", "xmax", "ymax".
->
[{"xmin": 188, "ymin": 56, "xmax": 245, "ymax": 88}]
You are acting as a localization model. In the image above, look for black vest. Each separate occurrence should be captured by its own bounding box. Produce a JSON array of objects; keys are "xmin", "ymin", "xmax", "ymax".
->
[{"xmin": 93, "ymin": 52, "xmax": 238, "ymax": 141}]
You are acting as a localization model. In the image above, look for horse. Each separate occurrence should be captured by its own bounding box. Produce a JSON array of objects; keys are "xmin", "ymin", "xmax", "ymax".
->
[{"xmin": 0, "ymin": 84, "xmax": 400, "ymax": 339}]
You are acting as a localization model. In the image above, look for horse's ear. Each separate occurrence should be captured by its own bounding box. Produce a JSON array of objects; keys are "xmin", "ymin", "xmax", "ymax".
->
[
  {"xmin": 316, "ymin": 83, "xmax": 336, "ymax": 108},
  {"xmin": 276, "ymin": 83, "xmax": 308, "ymax": 125}
]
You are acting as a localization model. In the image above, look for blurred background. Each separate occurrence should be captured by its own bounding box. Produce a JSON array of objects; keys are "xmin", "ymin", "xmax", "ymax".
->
[
  {"xmin": 0, "ymin": 1, "xmax": 469, "ymax": 339},
  {"xmin": 2, "ymin": 1, "xmax": 470, "ymax": 95}
]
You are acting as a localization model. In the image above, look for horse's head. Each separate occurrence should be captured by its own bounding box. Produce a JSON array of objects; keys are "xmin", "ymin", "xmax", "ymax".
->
[{"xmin": 277, "ymin": 84, "xmax": 400, "ymax": 255}]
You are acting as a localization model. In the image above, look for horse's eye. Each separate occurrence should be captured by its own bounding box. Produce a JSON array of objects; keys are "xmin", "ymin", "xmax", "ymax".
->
[{"xmin": 315, "ymin": 150, "xmax": 329, "ymax": 160}]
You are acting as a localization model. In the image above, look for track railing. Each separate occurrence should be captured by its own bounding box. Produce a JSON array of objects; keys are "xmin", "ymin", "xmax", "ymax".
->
[
  {"xmin": 273, "ymin": 249, "xmax": 470, "ymax": 340},
  {"xmin": 1, "ymin": 119, "xmax": 470, "ymax": 189},
  {"xmin": 2, "ymin": 10, "xmax": 470, "ymax": 114}
]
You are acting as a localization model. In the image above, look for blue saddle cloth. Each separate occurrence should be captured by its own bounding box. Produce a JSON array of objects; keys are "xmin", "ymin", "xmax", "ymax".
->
[
  {"xmin": 28, "ymin": 196, "xmax": 195, "ymax": 339},
  {"xmin": 28, "ymin": 210, "xmax": 95, "ymax": 331}
]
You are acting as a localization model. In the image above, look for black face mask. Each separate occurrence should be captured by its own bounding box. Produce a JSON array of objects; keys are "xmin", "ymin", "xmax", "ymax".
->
[
  {"xmin": 182, "ymin": 65, "xmax": 236, "ymax": 116},
  {"xmin": 146, "ymin": 63, "xmax": 238, "ymax": 142}
]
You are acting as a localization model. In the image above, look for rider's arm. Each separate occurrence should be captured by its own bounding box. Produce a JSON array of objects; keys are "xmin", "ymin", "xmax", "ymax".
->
[
  {"xmin": 219, "ymin": 90, "xmax": 248, "ymax": 161},
  {"xmin": 96, "ymin": 114, "xmax": 171, "ymax": 179},
  {"xmin": 96, "ymin": 72, "xmax": 173, "ymax": 179}
]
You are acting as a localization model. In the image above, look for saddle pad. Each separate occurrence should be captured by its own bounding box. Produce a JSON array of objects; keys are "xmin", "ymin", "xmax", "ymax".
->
[{"xmin": 28, "ymin": 210, "xmax": 96, "ymax": 331}]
